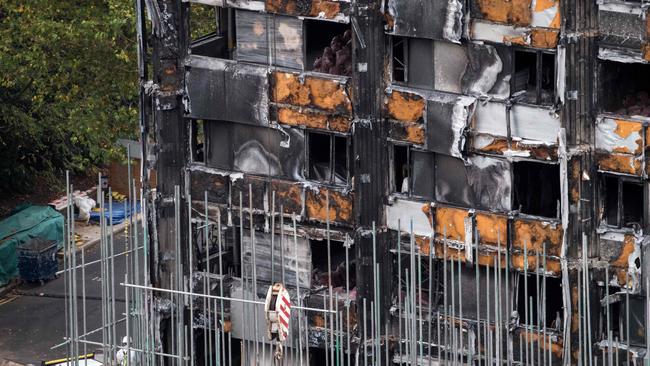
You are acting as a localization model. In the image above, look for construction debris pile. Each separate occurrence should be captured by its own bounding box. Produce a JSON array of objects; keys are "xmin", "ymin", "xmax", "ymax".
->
[
  {"xmin": 615, "ymin": 91, "xmax": 650, "ymax": 117},
  {"xmin": 313, "ymin": 30, "xmax": 352, "ymax": 76}
]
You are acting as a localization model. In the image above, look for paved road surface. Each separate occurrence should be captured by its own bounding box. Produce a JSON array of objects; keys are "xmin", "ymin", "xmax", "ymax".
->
[{"xmin": 0, "ymin": 231, "xmax": 144, "ymax": 364}]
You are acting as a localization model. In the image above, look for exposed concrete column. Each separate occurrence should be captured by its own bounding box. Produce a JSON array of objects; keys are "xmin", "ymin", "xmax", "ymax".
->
[
  {"xmin": 351, "ymin": 0, "xmax": 392, "ymax": 337},
  {"xmin": 150, "ymin": 0, "xmax": 190, "ymax": 360}
]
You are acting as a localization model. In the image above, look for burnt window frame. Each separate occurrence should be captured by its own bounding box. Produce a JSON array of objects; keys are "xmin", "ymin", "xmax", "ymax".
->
[
  {"xmin": 189, "ymin": 4, "xmax": 231, "ymax": 59},
  {"xmin": 511, "ymin": 48, "xmax": 556, "ymax": 106},
  {"xmin": 305, "ymin": 130, "xmax": 351, "ymax": 186},
  {"xmin": 390, "ymin": 35, "xmax": 409, "ymax": 84},
  {"xmin": 600, "ymin": 174, "xmax": 647, "ymax": 230},
  {"xmin": 389, "ymin": 143, "xmax": 435, "ymax": 200}
]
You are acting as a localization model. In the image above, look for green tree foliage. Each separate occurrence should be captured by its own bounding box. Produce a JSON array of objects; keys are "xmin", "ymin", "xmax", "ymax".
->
[{"xmin": 0, "ymin": 1, "xmax": 139, "ymax": 194}]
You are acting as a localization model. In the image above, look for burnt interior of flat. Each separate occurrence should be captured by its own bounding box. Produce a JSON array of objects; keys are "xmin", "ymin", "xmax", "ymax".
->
[
  {"xmin": 308, "ymin": 131, "xmax": 348, "ymax": 185},
  {"xmin": 310, "ymin": 239, "xmax": 354, "ymax": 291},
  {"xmin": 513, "ymin": 50, "xmax": 555, "ymax": 105},
  {"xmin": 513, "ymin": 162, "xmax": 560, "ymax": 218},
  {"xmin": 600, "ymin": 60, "xmax": 650, "ymax": 116},
  {"xmin": 306, "ymin": 20, "xmax": 351, "ymax": 76},
  {"xmin": 516, "ymin": 274, "xmax": 563, "ymax": 328},
  {"xmin": 603, "ymin": 175, "xmax": 644, "ymax": 228}
]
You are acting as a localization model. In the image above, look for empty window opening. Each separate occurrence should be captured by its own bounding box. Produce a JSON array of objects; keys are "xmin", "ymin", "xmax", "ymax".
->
[
  {"xmin": 513, "ymin": 50, "xmax": 555, "ymax": 105},
  {"xmin": 396, "ymin": 247, "xmax": 443, "ymax": 308},
  {"xmin": 308, "ymin": 132, "xmax": 349, "ymax": 185},
  {"xmin": 192, "ymin": 120, "xmax": 205, "ymax": 163},
  {"xmin": 516, "ymin": 274, "xmax": 563, "ymax": 329},
  {"xmin": 190, "ymin": 4, "xmax": 217, "ymax": 40},
  {"xmin": 392, "ymin": 36, "xmax": 408, "ymax": 83},
  {"xmin": 600, "ymin": 61, "xmax": 650, "ymax": 116},
  {"xmin": 603, "ymin": 176, "xmax": 645, "ymax": 229},
  {"xmin": 190, "ymin": 5, "xmax": 229, "ymax": 58},
  {"xmin": 306, "ymin": 20, "xmax": 351, "ymax": 76},
  {"xmin": 310, "ymin": 239, "xmax": 355, "ymax": 291},
  {"xmin": 393, "ymin": 145, "xmax": 409, "ymax": 194},
  {"xmin": 513, "ymin": 162, "xmax": 560, "ymax": 218}
]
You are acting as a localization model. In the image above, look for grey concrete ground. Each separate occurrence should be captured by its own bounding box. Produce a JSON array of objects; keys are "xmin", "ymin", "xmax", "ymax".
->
[{"xmin": 0, "ymin": 231, "xmax": 143, "ymax": 364}]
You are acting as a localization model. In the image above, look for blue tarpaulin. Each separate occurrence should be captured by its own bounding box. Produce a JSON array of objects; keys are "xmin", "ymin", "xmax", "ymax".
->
[
  {"xmin": 0, "ymin": 205, "xmax": 64, "ymax": 286},
  {"xmin": 89, "ymin": 201, "xmax": 140, "ymax": 225}
]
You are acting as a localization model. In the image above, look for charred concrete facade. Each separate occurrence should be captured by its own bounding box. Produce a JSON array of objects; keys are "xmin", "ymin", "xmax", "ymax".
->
[{"xmin": 140, "ymin": 0, "xmax": 650, "ymax": 364}]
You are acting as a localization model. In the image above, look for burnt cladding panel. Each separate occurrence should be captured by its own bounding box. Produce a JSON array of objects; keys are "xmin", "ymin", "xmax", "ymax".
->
[
  {"xmin": 466, "ymin": 155, "xmax": 512, "ymax": 211},
  {"xmin": 411, "ymin": 150, "xmax": 435, "ymax": 199},
  {"xmin": 186, "ymin": 63, "xmax": 227, "ymax": 121},
  {"xmin": 235, "ymin": 10, "xmax": 304, "ymax": 69},
  {"xmin": 236, "ymin": 10, "xmax": 271, "ymax": 64},
  {"xmin": 461, "ymin": 44, "xmax": 512, "ymax": 99},
  {"xmin": 598, "ymin": 10, "xmax": 646, "ymax": 49},
  {"xmin": 205, "ymin": 121, "xmax": 234, "ymax": 170},
  {"xmin": 435, "ymin": 154, "xmax": 475, "ymax": 207},
  {"xmin": 433, "ymin": 41, "xmax": 467, "ymax": 94},
  {"xmin": 205, "ymin": 121, "xmax": 304, "ymax": 179},
  {"xmin": 185, "ymin": 58, "xmax": 269, "ymax": 125},
  {"xmin": 435, "ymin": 154, "xmax": 512, "ymax": 211},
  {"xmin": 278, "ymin": 128, "xmax": 306, "ymax": 181},
  {"xmin": 407, "ymin": 38, "xmax": 434, "ymax": 89},
  {"xmin": 426, "ymin": 98, "xmax": 456, "ymax": 155},
  {"xmin": 232, "ymin": 124, "xmax": 282, "ymax": 176},
  {"xmin": 388, "ymin": 0, "xmax": 448, "ymax": 40},
  {"xmin": 225, "ymin": 64, "xmax": 269, "ymax": 126}
]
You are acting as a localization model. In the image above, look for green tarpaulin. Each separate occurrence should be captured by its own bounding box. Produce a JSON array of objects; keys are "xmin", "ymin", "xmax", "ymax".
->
[{"xmin": 0, "ymin": 205, "xmax": 63, "ymax": 286}]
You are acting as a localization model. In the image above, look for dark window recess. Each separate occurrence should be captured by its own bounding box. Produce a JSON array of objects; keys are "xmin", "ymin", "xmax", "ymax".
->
[
  {"xmin": 308, "ymin": 132, "xmax": 349, "ymax": 185},
  {"xmin": 603, "ymin": 176, "xmax": 644, "ymax": 228},
  {"xmin": 513, "ymin": 162, "xmax": 560, "ymax": 218},
  {"xmin": 223, "ymin": 226, "xmax": 242, "ymax": 278},
  {"xmin": 190, "ymin": 5, "xmax": 229, "ymax": 58},
  {"xmin": 513, "ymin": 50, "xmax": 555, "ymax": 105},
  {"xmin": 600, "ymin": 61, "xmax": 650, "ymax": 116},
  {"xmin": 390, "ymin": 36, "xmax": 434, "ymax": 89},
  {"xmin": 392, "ymin": 37, "xmax": 407, "ymax": 83},
  {"xmin": 310, "ymin": 239, "xmax": 354, "ymax": 290},
  {"xmin": 516, "ymin": 274, "xmax": 563, "ymax": 329},
  {"xmin": 192, "ymin": 120, "xmax": 205, "ymax": 163},
  {"xmin": 393, "ymin": 145, "xmax": 409, "ymax": 193},
  {"xmin": 308, "ymin": 347, "xmax": 350, "ymax": 366},
  {"xmin": 604, "ymin": 175, "xmax": 620, "ymax": 226},
  {"xmin": 606, "ymin": 302, "xmax": 622, "ymax": 340},
  {"xmin": 391, "ymin": 144, "xmax": 435, "ymax": 199},
  {"xmin": 307, "ymin": 20, "xmax": 351, "ymax": 76},
  {"xmin": 623, "ymin": 182, "xmax": 644, "ymax": 227}
]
